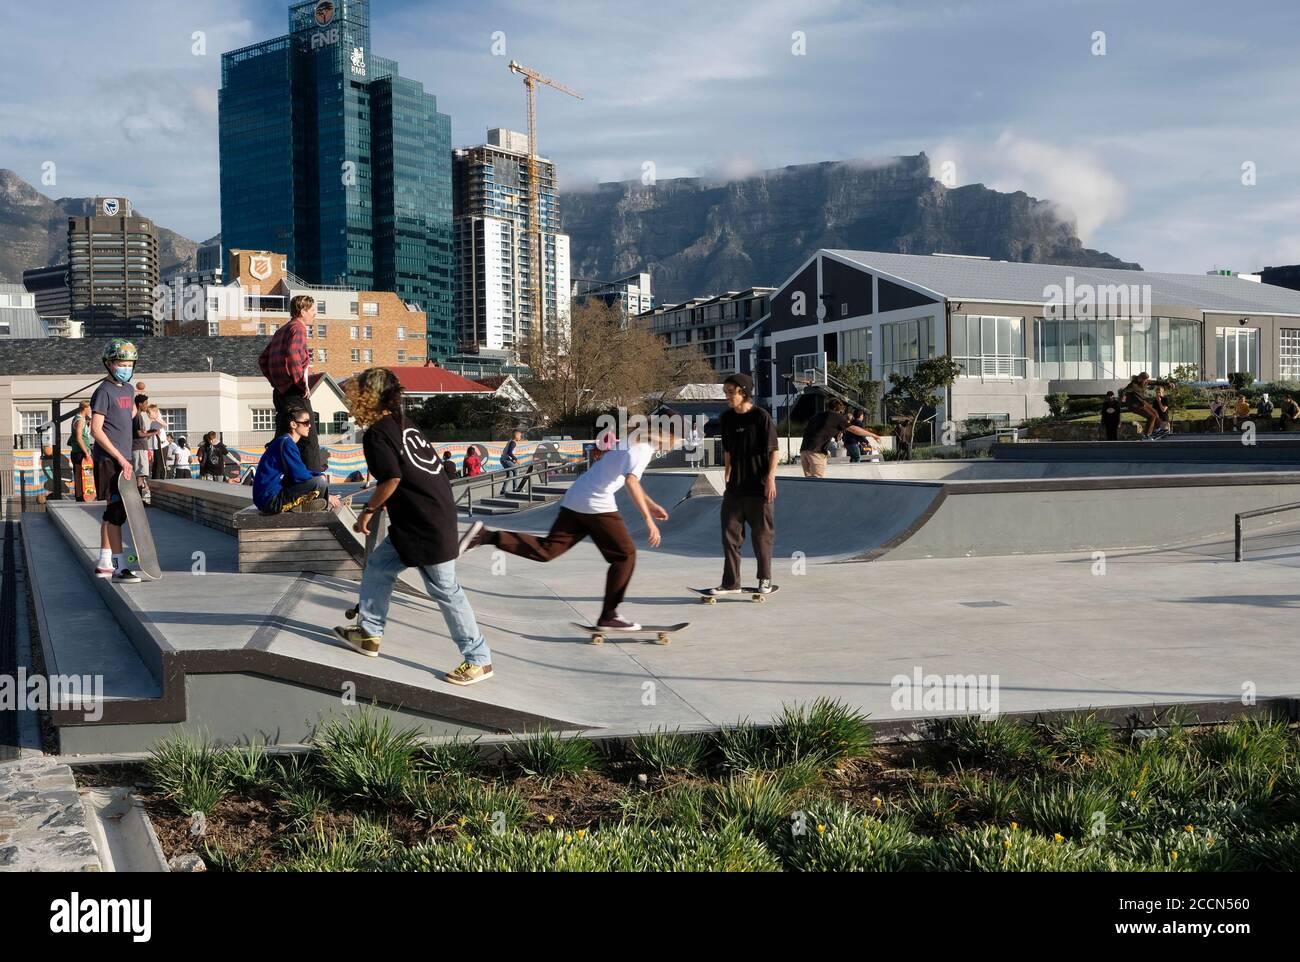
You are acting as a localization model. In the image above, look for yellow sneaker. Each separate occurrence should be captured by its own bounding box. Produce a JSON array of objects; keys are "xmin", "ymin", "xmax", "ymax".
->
[
  {"xmin": 445, "ymin": 661, "xmax": 493, "ymax": 686},
  {"xmin": 333, "ymin": 625, "xmax": 381, "ymax": 657}
]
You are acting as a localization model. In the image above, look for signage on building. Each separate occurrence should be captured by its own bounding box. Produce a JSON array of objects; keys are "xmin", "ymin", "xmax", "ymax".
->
[
  {"xmin": 102, "ymin": 198, "xmax": 120, "ymax": 217},
  {"xmin": 351, "ymin": 46, "xmax": 366, "ymax": 77},
  {"xmin": 249, "ymin": 255, "xmax": 273, "ymax": 281},
  {"xmin": 314, "ymin": 0, "xmax": 335, "ymax": 25}
]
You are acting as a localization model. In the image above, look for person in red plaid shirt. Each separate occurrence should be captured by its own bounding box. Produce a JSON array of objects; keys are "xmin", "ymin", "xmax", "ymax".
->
[{"xmin": 259, "ymin": 294, "xmax": 324, "ymax": 471}]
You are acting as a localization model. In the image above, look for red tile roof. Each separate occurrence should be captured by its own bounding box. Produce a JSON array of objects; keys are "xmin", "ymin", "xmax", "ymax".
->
[{"xmin": 389, "ymin": 366, "xmax": 494, "ymax": 395}]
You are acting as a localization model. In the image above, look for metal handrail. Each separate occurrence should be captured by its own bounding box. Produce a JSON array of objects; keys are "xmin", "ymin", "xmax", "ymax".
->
[
  {"xmin": 1234, "ymin": 500, "xmax": 1300, "ymax": 561},
  {"xmin": 452, "ymin": 458, "xmax": 582, "ymax": 516}
]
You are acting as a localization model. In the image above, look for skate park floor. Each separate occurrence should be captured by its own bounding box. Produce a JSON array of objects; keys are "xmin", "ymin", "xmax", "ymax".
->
[{"xmin": 26, "ymin": 463, "xmax": 1300, "ymax": 754}]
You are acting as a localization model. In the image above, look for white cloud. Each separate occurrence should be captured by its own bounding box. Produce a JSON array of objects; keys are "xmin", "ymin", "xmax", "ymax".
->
[{"xmin": 932, "ymin": 133, "xmax": 1127, "ymax": 241}]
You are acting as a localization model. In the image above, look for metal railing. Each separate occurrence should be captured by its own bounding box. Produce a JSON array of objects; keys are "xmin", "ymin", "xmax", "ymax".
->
[
  {"xmin": 1235, "ymin": 501, "xmax": 1300, "ymax": 562},
  {"xmin": 452, "ymin": 458, "xmax": 583, "ymax": 516}
]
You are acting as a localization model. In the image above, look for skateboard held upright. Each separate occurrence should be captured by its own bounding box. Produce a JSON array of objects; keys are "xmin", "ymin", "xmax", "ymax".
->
[{"xmin": 116, "ymin": 473, "xmax": 162, "ymax": 580}]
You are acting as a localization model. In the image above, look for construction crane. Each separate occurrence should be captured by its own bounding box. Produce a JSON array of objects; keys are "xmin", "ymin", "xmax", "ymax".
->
[{"xmin": 508, "ymin": 60, "xmax": 582, "ymax": 349}]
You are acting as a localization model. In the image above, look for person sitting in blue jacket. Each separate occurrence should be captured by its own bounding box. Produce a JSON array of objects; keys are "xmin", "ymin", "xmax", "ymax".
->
[{"xmin": 253, "ymin": 404, "xmax": 340, "ymax": 513}]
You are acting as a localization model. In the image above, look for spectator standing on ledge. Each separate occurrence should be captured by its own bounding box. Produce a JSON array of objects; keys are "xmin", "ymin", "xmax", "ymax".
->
[
  {"xmin": 1100, "ymin": 391, "xmax": 1122, "ymax": 441},
  {"xmin": 259, "ymin": 294, "xmax": 324, "ymax": 472},
  {"xmin": 442, "ymin": 450, "xmax": 459, "ymax": 479}
]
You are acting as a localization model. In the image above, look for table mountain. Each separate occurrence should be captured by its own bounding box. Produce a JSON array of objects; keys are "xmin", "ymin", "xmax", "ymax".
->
[{"xmin": 561, "ymin": 153, "xmax": 1141, "ymax": 304}]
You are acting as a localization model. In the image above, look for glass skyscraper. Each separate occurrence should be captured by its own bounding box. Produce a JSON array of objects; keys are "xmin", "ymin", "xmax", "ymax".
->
[{"xmin": 219, "ymin": 0, "xmax": 454, "ymax": 360}]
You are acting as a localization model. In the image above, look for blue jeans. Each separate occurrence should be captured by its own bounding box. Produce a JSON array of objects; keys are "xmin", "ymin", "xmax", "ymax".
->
[
  {"xmin": 358, "ymin": 537, "xmax": 491, "ymax": 666},
  {"xmin": 499, "ymin": 460, "xmax": 520, "ymax": 495}
]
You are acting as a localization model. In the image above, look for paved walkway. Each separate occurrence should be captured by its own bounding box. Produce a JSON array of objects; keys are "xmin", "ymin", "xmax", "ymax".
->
[{"xmin": 0, "ymin": 756, "xmax": 99, "ymax": 872}]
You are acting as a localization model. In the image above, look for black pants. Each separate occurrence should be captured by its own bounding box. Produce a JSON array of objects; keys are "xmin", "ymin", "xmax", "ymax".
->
[
  {"xmin": 721, "ymin": 491, "xmax": 774, "ymax": 587},
  {"xmin": 490, "ymin": 508, "xmax": 636, "ymax": 622},
  {"xmin": 1102, "ymin": 419, "xmax": 1119, "ymax": 441},
  {"xmin": 273, "ymin": 388, "xmax": 325, "ymax": 473}
]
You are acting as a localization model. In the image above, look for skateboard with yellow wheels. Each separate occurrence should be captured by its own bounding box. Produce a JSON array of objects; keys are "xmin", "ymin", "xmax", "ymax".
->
[
  {"xmin": 572, "ymin": 622, "xmax": 688, "ymax": 646},
  {"xmin": 690, "ymin": 585, "xmax": 780, "ymax": 604}
]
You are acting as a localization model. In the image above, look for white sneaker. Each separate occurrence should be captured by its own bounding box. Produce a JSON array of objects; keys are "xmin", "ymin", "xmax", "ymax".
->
[
  {"xmin": 757, "ymin": 579, "xmax": 773, "ymax": 594},
  {"xmin": 708, "ymin": 586, "xmax": 742, "ymax": 596}
]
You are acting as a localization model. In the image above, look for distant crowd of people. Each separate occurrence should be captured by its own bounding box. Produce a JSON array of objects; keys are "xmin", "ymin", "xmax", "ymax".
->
[{"xmin": 1098, "ymin": 371, "xmax": 1300, "ymax": 441}]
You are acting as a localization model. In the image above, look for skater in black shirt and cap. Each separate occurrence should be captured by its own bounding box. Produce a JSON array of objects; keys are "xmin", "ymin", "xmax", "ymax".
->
[{"xmin": 709, "ymin": 373, "xmax": 779, "ymax": 596}]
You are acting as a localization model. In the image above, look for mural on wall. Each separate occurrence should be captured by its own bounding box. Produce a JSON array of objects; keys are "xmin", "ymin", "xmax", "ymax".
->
[{"xmin": 11, "ymin": 440, "xmax": 591, "ymax": 497}]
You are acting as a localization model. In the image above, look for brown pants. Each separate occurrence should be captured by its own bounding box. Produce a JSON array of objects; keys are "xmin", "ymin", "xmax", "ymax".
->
[
  {"xmin": 721, "ymin": 492, "xmax": 774, "ymax": 588},
  {"xmin": 489, "ymin": 507, "xmax": 636, "ymax": 622}
]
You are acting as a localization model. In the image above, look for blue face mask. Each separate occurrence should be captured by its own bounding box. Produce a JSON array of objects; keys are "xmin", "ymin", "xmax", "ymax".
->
[{"xmin": 112, "ymin": 366, "xmax": 134, "ymax": 383}]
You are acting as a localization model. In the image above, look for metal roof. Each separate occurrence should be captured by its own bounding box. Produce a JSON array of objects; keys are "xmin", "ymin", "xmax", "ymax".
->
[
  {"xmin": 825, "ymin": 250, "xmax": 1300, "ymax": 315},
  {"xmin": 0, "ymin": 307, "xmax": 49, "ymax": 338}
]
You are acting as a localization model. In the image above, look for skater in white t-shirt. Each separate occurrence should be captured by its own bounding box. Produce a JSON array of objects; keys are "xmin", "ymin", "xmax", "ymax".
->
[{"xmin": 462, "ymin": 427, "xmax": 672, "ymax": 630}]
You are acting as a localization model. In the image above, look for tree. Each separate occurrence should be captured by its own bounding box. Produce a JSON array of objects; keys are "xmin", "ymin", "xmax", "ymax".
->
[
  {"xmin": 522, "ymin": 299, "xmax": 716, "ymax": 423},
  {"xmin": 883, "ymin": 356, "xmax": 962, "ymax": 454},
  {"xmin": 407, "ymin": 393, "xmax": 516, "ymax": 439},
  {"xmin": 827, "ymin": 360, "xmax": 881, "ymax": 418}
]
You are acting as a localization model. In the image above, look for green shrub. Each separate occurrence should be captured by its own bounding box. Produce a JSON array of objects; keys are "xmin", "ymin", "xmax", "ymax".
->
[
  {"xmin": 933, "ymin": 825, "xmax": 1146, "ymax": 872},
  {"xmin": 710, "ymin": 771, "xmax": 807, "ymax": 841},
  {"xmin": 904, "ymin": 784, "xmax": 963, "ymax": 832},
  {"xmin": 387, "ymin": 823, "xmax": 782, "ymax": 872},
  {"xmin": 712, "ymin": 719, "xmax": 772, "ymax": 772},
  {"xmin": 216, "ymin": 740, "xmax": 270, "ymax": 792},
  {"xmin": 1045, "ymin": 393, "xmax": 1071, "ymax": 417},
  {"xmin": 1038, "ymin": 714, "xmax": 1118, "ymax": 769},
  {"xmin": 1195, "ymin": 717, "xmax": 1292, "ymax": 769},
  {"xmin": 419, "ymin": 738, "xmax": 485, "ymax": 779},
  {"xmin": 276, "ymin": 818, "xmax": 400, "ymax": 872},
  {"xmin": 617, "ymin": 782, "xmax": 710, "ymax": 829},
  {"xmin": 626, "ymin": 728, "xmax": 709, "ymax": 776},
  {"xmin": 769, "ymin": 698, "xmax": 873, "ymax": 770},
  {"xmin": 779, "ymin": 807, "xmax": 938, "ymax": 871},
  {"xmin": 504, "ymin": 729, "xmax": 600, "ymax": 782},
  {"xmin": 312, "ymin": 710, "xmax": 423, "ymax": 805},
  {"xmin": 935, "ymin": 716, "xmax": 1045, "ymax": 768},
  {"xmin": 147, "ymin": 733, "xmax": 232, "ymax": 817},
  {"xmin": 1021, "ymin": 775, "xmax": 1116, "ymax": 840},
  {"xmin": 955, "ymin": 771, "xmax": 1022, "ymax": 823}
]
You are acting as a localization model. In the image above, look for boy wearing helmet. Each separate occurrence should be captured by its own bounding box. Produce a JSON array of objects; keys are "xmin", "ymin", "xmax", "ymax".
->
[{"xmin": 88, "ymin": 339, "xmax": 145, "ymax": 582}]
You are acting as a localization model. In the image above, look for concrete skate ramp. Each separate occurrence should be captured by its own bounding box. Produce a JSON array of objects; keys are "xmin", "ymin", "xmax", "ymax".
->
[
  {"xmin": 493, "ymin": 472, "xmax": 945, "ymax": 562},
  {"xmin": 494, "ymin": 468, "xmax": 1300, "ymax": 562},
  {"xmin": 785, "ymin": 460, "xmax": 1300, "ymax": 482}
]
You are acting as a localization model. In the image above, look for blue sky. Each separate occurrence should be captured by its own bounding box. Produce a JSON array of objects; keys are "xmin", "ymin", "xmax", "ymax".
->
[{"xmin": 2, "ymin": 0, "xmax": 1298, "ymax": 275}]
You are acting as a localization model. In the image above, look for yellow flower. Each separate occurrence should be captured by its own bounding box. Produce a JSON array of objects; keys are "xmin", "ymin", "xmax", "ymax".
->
[
  {"xmin": 457, "ymin": 816, "xmax": 467, "ymax": 827},
  {"xmin": 545, "ymin": 814, "xmax": 555, "ymax": 824},
  {"xmin": 1003, "ymin": 838, "xmax": 1012, "ymax": 849},
  {"xmin": 872, "ymin": 796, "xmax": 883, "ymax": 808},
  {"xmin": 816, "ymin": 824, "xmax": 826, "ymax": 834},
  {"xmin": 576, "ymin": 829, "xmax": 586, "ymax": 839},
  {"xmin": 1128, "ymin": 790, "xmax": 1137, "ymax": 798},
  {"xmin": 1184, "ymin": 824, "xmax": 1194, "ymax": 833},
  {"xmin": 465, "ymin": 841, "xmax": 474, "ymax": 852},
  {"xmin": 564, "ymin": 834, "xmax": 572, "ymax": 844},
  {"xmin": 1010, "ymin": 821, "xmax": 1018, "ymax": 831},
  {"xmin": 1207, "ymin": 836, "xmax": 1215, "ymax": 847},
  {"xmin": 1053, "ymin": 833, "xmax": 1064, "ymax": 843},
  {"xmin": 1171, "ymin": 851, "xmax": 1179, "ymax": 861}
]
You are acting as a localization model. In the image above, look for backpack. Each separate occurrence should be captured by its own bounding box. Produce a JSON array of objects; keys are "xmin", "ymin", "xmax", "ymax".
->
[{"xmin": 202, "ymin": 442, "xmax": 225, "ymax": 471}]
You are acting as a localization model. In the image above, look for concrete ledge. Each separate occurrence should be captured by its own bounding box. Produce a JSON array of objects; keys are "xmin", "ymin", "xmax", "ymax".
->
[{"xmin": 233, "ymin": 505, "xmax": 364, "ymax": 576}]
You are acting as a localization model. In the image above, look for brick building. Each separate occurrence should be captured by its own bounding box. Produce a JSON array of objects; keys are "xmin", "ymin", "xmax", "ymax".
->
[{"xmin": 162, "ymin": 249, "xmax": 427, "ymax": 381}]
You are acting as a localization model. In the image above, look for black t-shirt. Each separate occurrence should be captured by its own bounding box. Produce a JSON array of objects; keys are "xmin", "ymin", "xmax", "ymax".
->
[
  {"xmin": 719, "ymin": 405, "xmax": 778, "ymax": 497},
  {"xmin": 362, "ymin": 413, "xmax": 459, "ymax": 567},
  {"xmin": 1101, "ymin": 400, "xmax": 1121, "ymax": 423},
  {"xmin": 800, "ymin": 410, "xmax": 850, "ymax": 454}
]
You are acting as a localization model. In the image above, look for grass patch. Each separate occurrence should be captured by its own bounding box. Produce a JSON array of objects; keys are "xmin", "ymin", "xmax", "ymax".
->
[
  {"xmin": 504, "ymin": 729, "xmax": 600, "ymax": 783},
  {"xmin": 312, "ymin": 709, "xmax": 423, "ymax": 805}
]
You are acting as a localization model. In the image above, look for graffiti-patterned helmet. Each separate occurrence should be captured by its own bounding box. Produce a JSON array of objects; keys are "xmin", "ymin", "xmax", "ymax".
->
[{"xmin": 102, "ymin": 338, "xmax": 138, "ymax": 363}]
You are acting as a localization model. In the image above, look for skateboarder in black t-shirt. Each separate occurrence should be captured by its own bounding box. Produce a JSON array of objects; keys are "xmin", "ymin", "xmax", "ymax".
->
[
  {"xmin": 333, "ymin": 368, "xmax": 493, "ymax": 686},
  {"xmin": 710, "ymin": 373, "xmax": 779, "ymax": 596},
  {"xmin": 799, "ymin": 398, "xmax": 881, "ymax": 477}
]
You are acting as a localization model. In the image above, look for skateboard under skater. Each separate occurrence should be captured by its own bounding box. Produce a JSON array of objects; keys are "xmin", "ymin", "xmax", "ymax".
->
[
  {"xmin": 690, "ymin": 585, "xmax": 780, "ymax": 604},
  {"xmin": 116, "ymin": 471, "xmax": 162, "ymax": 581},
  {"xmin": 571, "ymin": 621, "xmax": 688, "ymax": 646}
]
